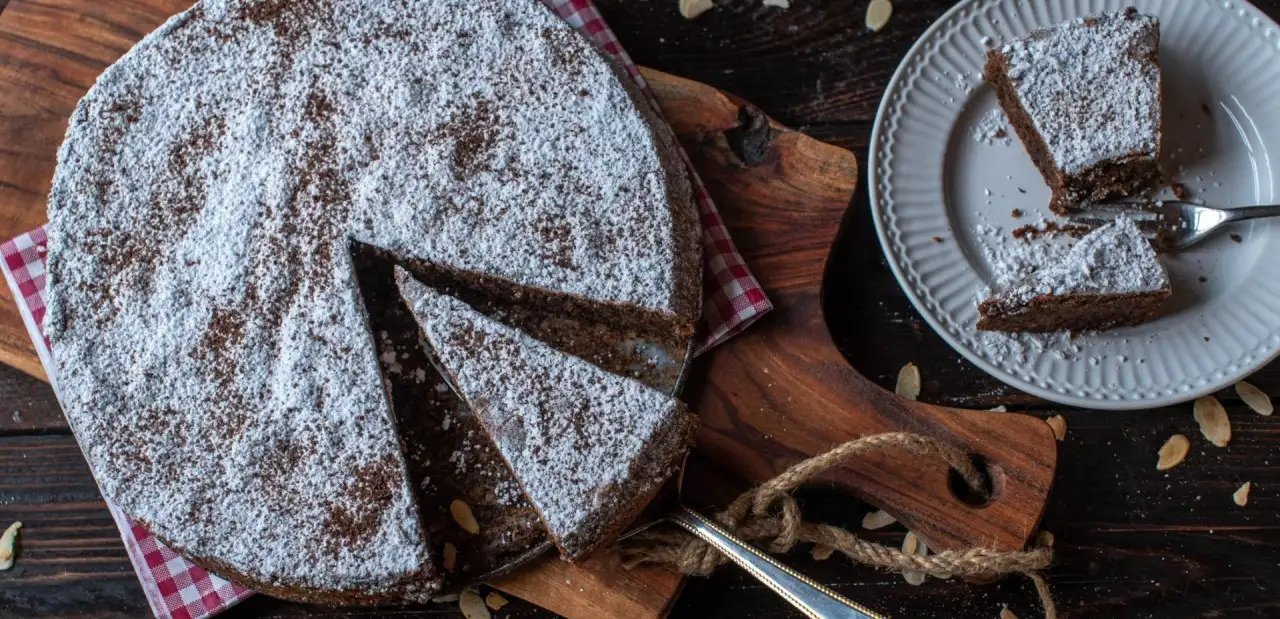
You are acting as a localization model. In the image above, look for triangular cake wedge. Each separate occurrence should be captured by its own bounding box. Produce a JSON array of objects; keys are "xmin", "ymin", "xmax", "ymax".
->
[
  {"xmin": 396, "ymin": 269, "xmax": 697, "ymax": 560},
  {"xmin": 984, "ymin": 9, "xmax": 1162, "ymax": 213},
  {"xmin": 977, "ymin": 216, "xmax": 1171, "ymax": 333}
]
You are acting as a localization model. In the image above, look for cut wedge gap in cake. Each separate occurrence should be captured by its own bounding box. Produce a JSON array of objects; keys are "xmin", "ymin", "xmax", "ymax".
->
[
  {"xmin": 395, "ymin": 268, "xmax": 698, "ymax": 560},
  {"xmin": 984, "ymin": 8, "xmax": 1163, "ymax": 214},
  {"xmin": 977, "ymin": 216, "xmax": 1171, "ymax": 333}
]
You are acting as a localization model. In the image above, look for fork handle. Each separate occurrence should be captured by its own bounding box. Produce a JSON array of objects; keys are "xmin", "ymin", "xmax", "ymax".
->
[
  {"xmin": 668, "ymin": 506, "xmax": 886, "ymax": 619},
  {"xmin": 1222, "ymin": 204, "xmax": 1280, "ymax": 222}
]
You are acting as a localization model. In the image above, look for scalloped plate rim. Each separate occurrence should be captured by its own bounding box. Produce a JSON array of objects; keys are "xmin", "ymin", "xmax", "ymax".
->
[{"xmin": 868, "ymin": 0, "xmax": 1280, "ymax": 410}]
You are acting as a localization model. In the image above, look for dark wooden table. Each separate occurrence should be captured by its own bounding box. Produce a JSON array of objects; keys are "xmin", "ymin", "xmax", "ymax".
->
[{"xmin": 3, "ymin": 1, "xmax": 1279, "ymax": 617}]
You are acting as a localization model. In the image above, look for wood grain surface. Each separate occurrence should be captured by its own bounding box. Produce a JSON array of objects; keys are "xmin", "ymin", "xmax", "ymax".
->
[
  {"xmin": 645, "ymin": 68, "xmax": 1055, "ymax": 553},
  {"xmin": 1, "ymin": 1, "xmax": 1279, "ymax": 619}
]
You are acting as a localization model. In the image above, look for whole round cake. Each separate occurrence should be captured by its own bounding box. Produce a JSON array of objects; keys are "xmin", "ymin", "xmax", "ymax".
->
[{"xmin": 44, "ymin": 0, "xmax": 700, "ymax": 604}]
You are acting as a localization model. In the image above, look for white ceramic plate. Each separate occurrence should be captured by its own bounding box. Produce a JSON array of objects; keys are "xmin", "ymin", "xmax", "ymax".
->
[{"xmin": 870, "ymin": 0, "xmax": 1280, "ymax": 409}]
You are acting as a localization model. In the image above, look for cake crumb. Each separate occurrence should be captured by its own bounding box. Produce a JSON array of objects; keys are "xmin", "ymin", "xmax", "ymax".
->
[
  {"xmin": 1198, "ymin": 276, "xmax": 1207, "ymax": 283},
  {"xmin": 1171, "ymin": 183, "xmax": 1188, "ymax": 200},
  {"xmin": 1010, "ymin": 209, "xmax": 1023, "ymax": 218},
  {"xmin": 1230, "ymin": 233, "xmax": 1242, "ymax": 243}
]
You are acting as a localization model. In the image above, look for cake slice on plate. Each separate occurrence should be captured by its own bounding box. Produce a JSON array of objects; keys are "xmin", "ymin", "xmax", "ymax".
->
[
  {"xmin": 978, "ymin": 216, "xmax": 1171, "ymax": 332},
  {"xmin": 396, "ymin": 268, "xmax": 697, "ymax": 560},
  {"xmin": 985, "ymin": 8, "xmax": 1162, "ymax": 213}
]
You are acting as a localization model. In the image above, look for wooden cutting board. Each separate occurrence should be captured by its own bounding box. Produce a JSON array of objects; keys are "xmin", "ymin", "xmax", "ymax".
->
[{"xmin": 0, "ymin": 1, "xmax": 1057, "ymax": 618}]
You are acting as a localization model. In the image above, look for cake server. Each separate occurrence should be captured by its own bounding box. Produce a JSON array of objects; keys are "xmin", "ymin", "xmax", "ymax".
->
[
  {"xmin": 1062, "ymin": 200, "xmax": 1280, "ymax": 250},
  {"xmin": 619, "ymin": 457, "xmax": 889, "ymax": 619}
]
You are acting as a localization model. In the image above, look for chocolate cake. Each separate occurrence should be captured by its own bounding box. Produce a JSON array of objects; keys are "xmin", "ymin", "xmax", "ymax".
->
[
  {"xmin": 397, "ymin": 269, "xmax": 697, "ymax": 560},
  {"xmin": 43, "ymin": 0, "xmax": 700, "ymax": 603},
  {"xmin": 985, "ymin": 9, "xmax": 1162, "ymax": 213},
  {"xmin": 978, "ymin": 216, "xmax": 1171, "ymax": 333}
]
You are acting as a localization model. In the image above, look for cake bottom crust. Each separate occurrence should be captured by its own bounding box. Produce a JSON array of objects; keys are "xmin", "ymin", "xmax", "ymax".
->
[{"xmin": 977, "ymin": 288, "xmax": 1171, "ymax": 333}]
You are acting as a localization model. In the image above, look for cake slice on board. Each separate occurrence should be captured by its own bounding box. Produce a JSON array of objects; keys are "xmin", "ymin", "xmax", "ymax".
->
[
  {"xmin": 978, "ymin": 216, "xmax": 1171, "ymax": 332},
  {"xmin": 396, "ymin": 268, "xmax": 697, "ymax": 560},
  {"xmin": 985, "ymin": 8, "xmax": 1162, "ymax": 213}
]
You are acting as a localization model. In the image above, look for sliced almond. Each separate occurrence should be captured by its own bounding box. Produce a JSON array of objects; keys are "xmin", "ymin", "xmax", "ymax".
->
[
  {"xmin": 451, "ymin": 499, "xmax": 481, "ymax": 534},
  {"xmin": 1000, "ymin": 608, "xmax": 1019, "ymax": 619},
  {"xmin": 1156, "ymin": 434, "xmax": 1190, "ymax": 471},
  {"xmin": 1035, "ymin": 530, "xmax": 1055, "ymax": 548},
  {"xmin": 678, "ymin": 0, "xmax": 714, "ymax": 19},
  {"xmin": 459, "ymin": 590, "xmax": 491, "ymax": 619},
  {"xmin": 861, "ymin": 509, "xmax": 896, "ymax": 530},
  {"xmin": 443, "ymin": 542, "xmax": 458, "ymax": 571},
  {"xmin": 901, "ymin": 530, "xmax": 919, "ymax": 555},
  {"xmin": 810, "ymin": 544, "xmax": 834, "ymax": 561},
  {"xmin": 1045, "ymin": 415, "xmax": 1067, "ymax": 441},
  {"xmin": 1236, "ymin": 381, "xmax": 1273, "ymax": 416},
  {"xmin": 866, "ymin": 0, "xmax": 894, "ymax": 32},
  {"xmin": 0, "ymin": 521, "xmax": 20, "ymax": 570},
  {"xmin": 895, "ymin": 362, "xmax": 921, "ymax": 400},
  {"xmin": 762, "ymin": 0, "xmax": 790, "ymax": 7},
  {"xmin": 902, "ymin": 531, "xmax": 926, "ymax": 585},
  {"xmin": 988, "ymin": 405, "xmax": 1008, "ymax": 412},
  {"xmin": 1233, "ymin": 481, "xmax": 1252, "ymax": 507},
  {"xmin": 1193, "ymin": 396, "xmax": 1231, "ymax": 447},
  {"xmin": 485, "ymin": 591, "xmax": 509, "ymax": 610}
]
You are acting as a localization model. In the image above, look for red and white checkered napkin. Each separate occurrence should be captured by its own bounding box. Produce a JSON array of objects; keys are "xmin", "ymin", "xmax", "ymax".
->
[{"xmin": 0, "ymin": 1, "xmax": 770, "ymax": 617}]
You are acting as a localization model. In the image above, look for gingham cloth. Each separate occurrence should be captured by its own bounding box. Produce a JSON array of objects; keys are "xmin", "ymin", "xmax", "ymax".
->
[{"xmin": 0, "ymin": 1, "xmax": 770, "ymax": 617}]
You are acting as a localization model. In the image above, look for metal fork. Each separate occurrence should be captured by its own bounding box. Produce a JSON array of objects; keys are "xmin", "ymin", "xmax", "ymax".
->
[{"xmin": 1061, "ymin": 200, "xmax": 1280, "ymax": 250}]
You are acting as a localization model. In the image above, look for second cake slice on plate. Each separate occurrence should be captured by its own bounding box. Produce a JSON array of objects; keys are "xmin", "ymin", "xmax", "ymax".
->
[
  {"xmin": 977, "ymin": 216, "xmax": 1171, "ymax": 332},
  {"xmin": 395, "ymin": 268, "xmax": 697, "ymax": 560}
]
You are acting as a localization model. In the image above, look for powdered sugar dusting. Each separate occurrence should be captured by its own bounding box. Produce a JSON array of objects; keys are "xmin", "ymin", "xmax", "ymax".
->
[
  {"xmin": 971, "ymin": 108, "xmax": 1012, "ymax": 146},
  {"xmin": 989, "ymin": 216, "xmax": 1169, "ymax": 304},
  {"xmin": 999, "ymin": 10, "xmax": 1160, "ymax": 174},
  {"xmin": 397, "ymin": 270, "xmax": 693, "ymax": 559},
  {"xmin": 43, "ymin": 0, "xmax": 697, "ymax": 597}
]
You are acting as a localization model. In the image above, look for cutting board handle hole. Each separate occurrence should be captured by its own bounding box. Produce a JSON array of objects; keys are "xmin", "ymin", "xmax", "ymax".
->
[{"xmin": 947, "ymin": 454, "xmax": 998, "ymax": 508}]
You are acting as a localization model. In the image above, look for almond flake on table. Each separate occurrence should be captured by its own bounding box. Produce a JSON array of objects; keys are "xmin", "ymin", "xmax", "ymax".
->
[
  {"xmin": 902, "ymin": 531, "xmax": 926, "ymax": 585},
  {"xmin": 1035, "ymin": 530, "xmax": 1055, "ymax": 548},
  {"xmin": 862, "ymin": 509, "xmax": 897, "ymax": 530},
  {"xmin": 896, "ymin": 362, "xmax": 921, "ymax": 400},
  {"xmin": 866, "ymin": 0, "xmax": 894, "ymax": 31},
  {"xmin": 460, "ymin": 590, "xmax": 491, "ymax": 619},
  {"xmin": 0, "ymin": 521, "xmax": 20, "ymax": 570},
  {"xmin": 679, "ymin": 0, "xmax": 714, "ymax": 19},
  {"xmin": 451, "ymin": 499, "xmax": 481, "ymax": 534},
  {"xmin": 485, "ymin": 592, "xmax": 509, "ymax": 610},
  {"xmin": 1235, "ymin": 381, "xmax": 1273, "ymax": 416},
  {"xmin": 1156, "ymin": 434, "xmax": 1190, "ymax": 471},
  {"xmin": 1193, "ymin": 396, "xmax": 1231, "ymax": 447},
  {"xmin": 443, "ymin": 542, "xmax": 458, "ymax": 571},
  {"xmin": 1045, "ymin": 415, "xmax": 1066, "ymax": 441},
  {"xmin": 1233, "ymin": 482, "xmax": 1252, "ymax": 507}
]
